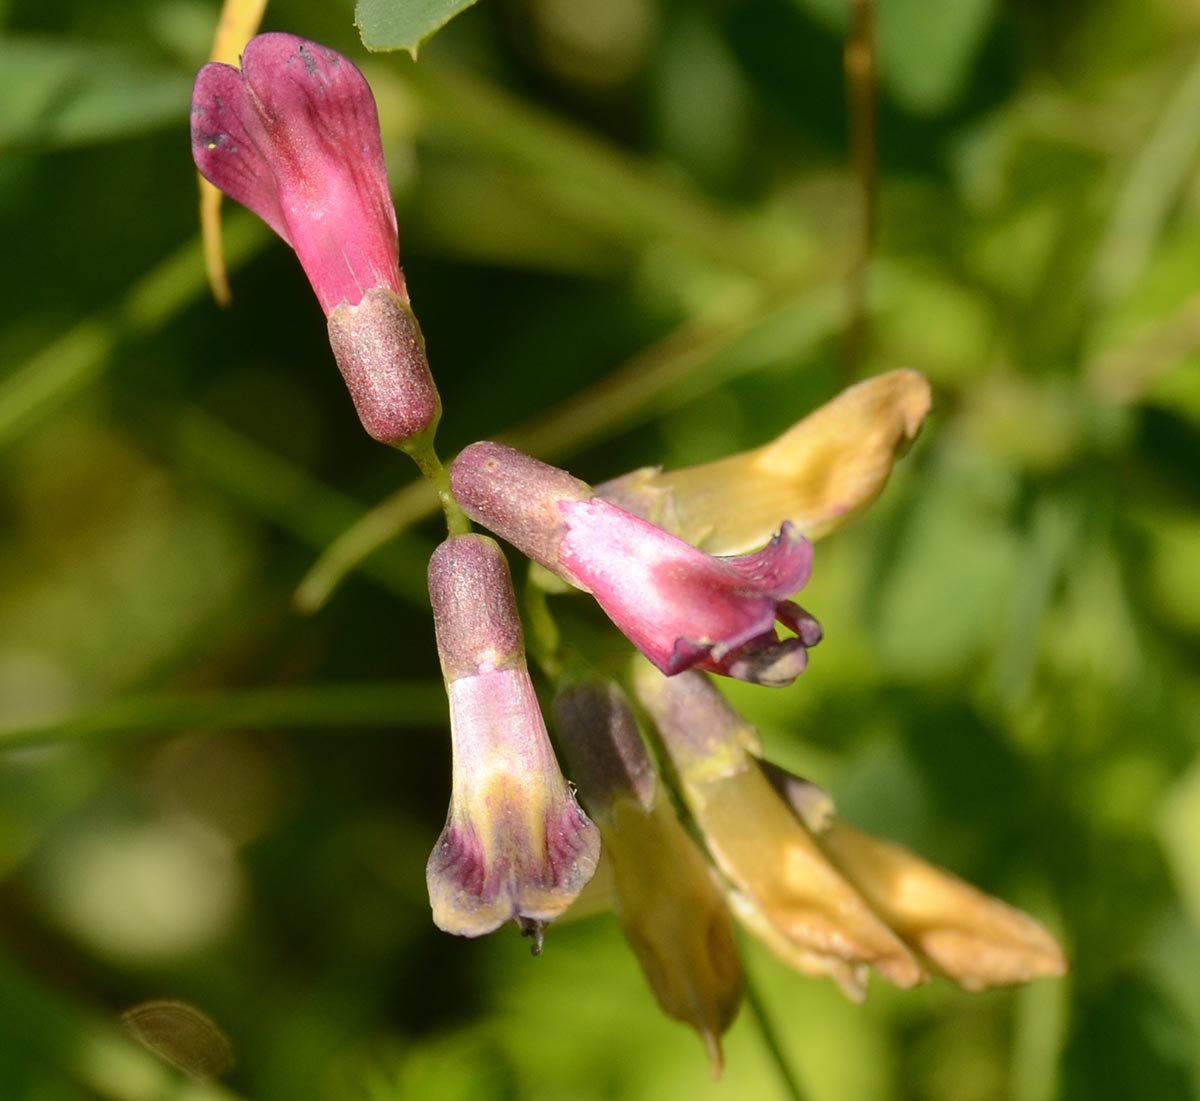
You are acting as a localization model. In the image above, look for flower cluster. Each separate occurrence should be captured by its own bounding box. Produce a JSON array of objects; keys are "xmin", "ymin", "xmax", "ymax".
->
[{"xmin": 192, "ymin": 32, "xmax": 1065, "ymax": 1074}]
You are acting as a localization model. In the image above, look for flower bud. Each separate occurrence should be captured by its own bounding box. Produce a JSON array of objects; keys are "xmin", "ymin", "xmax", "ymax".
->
[{"xmin": 192, "ymin": 33, "xmax": 403, "ymax": 316}]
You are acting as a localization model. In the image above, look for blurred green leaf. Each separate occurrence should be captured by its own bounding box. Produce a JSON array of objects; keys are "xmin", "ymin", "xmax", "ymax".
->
[
  {"xmin": 356, "ymin": 0, "xmax": 482, "ymax": 57},
  {"xmin": 0, "ymin": 38, "xmax": 192, "ymax": 150},
  {"xmin": 1061, "ymin": 975, "xmax": 1197, "ymax": 1101},
  {"xmin": 878, "ymin": 0, "xmax": 995, "ymax": 114},
  {"xmin": 873, "ymin": 473, "xmax": 1020, "ymax": 679},
  {"xmin": 0, "ymin": 682, "xmax": 445, "ymax": 751},
  {"xmin": 0, "ymin": 213, "xmax": 268, "ymax": 452}
]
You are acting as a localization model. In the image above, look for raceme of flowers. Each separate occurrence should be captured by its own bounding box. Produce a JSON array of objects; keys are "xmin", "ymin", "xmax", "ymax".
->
[{"xmin": 191, "ymin": 31, "xmax": 1066, "ymax": 1073}]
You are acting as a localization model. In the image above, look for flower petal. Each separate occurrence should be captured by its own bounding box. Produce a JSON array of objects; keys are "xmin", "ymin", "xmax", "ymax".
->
[
  {"xmin": 192, "ymin": 59, "xmax": 290, "ymax": 241},
  {"xmin": 450, "ymin": 443, "xmax": 820, "ymax": 686},
  {"xmin": 598, "ymin": 370, "xmax": 932, "ymax": 554},
  {"xmin": 191, "ymin": 33, "xmax": 402, "ymax": 313},
  {"xmin": 426, "ymin": 535, "xmax": 601, "ymax": 941},
  {"xmin": 558, "ymin": 500, "xmax": 816, "ymax": 682}
]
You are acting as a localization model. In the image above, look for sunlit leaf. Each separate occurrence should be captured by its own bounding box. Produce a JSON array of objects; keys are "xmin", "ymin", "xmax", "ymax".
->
[{"xmin": 356, "ymin": 0, "xmax": 483, "ymax": 57}]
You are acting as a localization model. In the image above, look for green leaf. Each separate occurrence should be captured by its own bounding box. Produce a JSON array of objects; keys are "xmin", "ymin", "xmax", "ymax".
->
[
  {"xmin": 0, "ymin": 38, "xmax": 193, "ymax": 150},
  {"xmin": 877, "ymin": 0, "xmax": 995, "ymax": 114},
  {"xmin": 355, "ymin": 0, "xmax": 483, "ymax": 57}
]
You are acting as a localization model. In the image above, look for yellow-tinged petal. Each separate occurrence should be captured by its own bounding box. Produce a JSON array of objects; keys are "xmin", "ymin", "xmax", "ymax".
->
[
  {"xmin": 555, "ymin": 848, "xmax": 616, "ymax": 923},
  {"xmin": 816, "ymin": 820, "xmax": 1067, "ymax": 991},
  {"xmin": 688, "ymin": 761, "xmax": 927, "ymax": 991},
  {"xmin": 723, "ymin": 887, "xmax": 868, "ymax": 1002},
  {"xmin": 634, "ymin": 662, "xmax": 925, "ymax": 993},
  {"xmin": 606, "ymin": 794, "xmax": 742, "ymax": 1076},
  {"xmin": 554, "ymin": 680, "xmax": 741, "ymax": 1073},
  {"xmin": 600, "ymin": 369, "xmax": 932, "ymax": 554}
]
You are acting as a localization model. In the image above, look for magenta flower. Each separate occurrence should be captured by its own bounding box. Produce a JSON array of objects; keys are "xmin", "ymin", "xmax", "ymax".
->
[
  {"xmin": 191, "ymin": 34, "xmax": 440, "ymax": 448},
  {"xmin": 426, "ymin": 534, "xmax": 601, "ymax": 945},
  {"xmin": 191, "ymin": 33, "xmax": 402, "ymax": 315},
  {"xmin": 450, "ymin": 442, "xmax": 822, "ymax": 687}
]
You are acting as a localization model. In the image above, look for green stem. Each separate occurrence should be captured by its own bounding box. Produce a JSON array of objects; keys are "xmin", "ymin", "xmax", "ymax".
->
[
  {"xmin": 0, "ymin": 212, "xmax": 268, "ymax": 451},
  {"xmin": 403, "ymin": 440, "xmax": 471, "ymax": 536},
  {"xmin": 178, "ymin": 409, "xmax": 431, "ymax": 609},
  {"xmin": 523, "ymin": 572, "xmax": 565, "ymax": 682},
  {"xmin": 742, "ymin": 965, "xmax": 807, "ymax": 1101},
  {"xmin": 391, "ymin": 63, "xmax": 772, "ymax": 277},
  {"xmin": 0, "ymin": 681, "xmax": 446, "ymax": 752},
  {"xmin": 843, "ymin": 0, "xmax": 878, "ymax": 375}
]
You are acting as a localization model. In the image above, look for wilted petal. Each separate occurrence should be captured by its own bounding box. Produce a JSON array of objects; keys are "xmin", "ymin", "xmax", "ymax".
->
[
  {"xmin": 760, "ymin": 762, "xmax": 1067, "ymax": 991},
  {"xmin": 785, "ymin": 817, "xmax": 1066, "ymax": 990},
  {"xmin": 450, "ymin": 442, "xmax": 821, "ymax": 687},
  {"xmin": 555, "ymin": 681, "xmax": 741, "ymax": 1074},
  {"xmin": 599, "ymin": 370, "xmax": 932, "ymax": 554},
  {"xmin": 426, "ymin": 535, "xmax": 600, "ymax": 942},
  {"xmin": 634, "ymin": 663, "xmax": 926, "ymax": 993},
  {"xmin": 820, "ymin": 822, "xmax": 1065, "ymax": 990}
]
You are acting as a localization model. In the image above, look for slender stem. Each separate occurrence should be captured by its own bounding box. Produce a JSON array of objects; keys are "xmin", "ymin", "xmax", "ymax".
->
[
  {"xmin": 395, "ymin": 63, "xmax": 772, "ymax": 278},
  {"xmin": 0, "ymin": 681, "xmax": 446, "ymax": 752},
  {"xmin": 0, "ymin": 212, "xmax": 269, "ymax": 451},
  {"xmin": 742, "ymin": 965, "xmax": 807, "ymax": 1101},
  {"xmin": 844, "ymin": 0, "xmax": 877, "ymax": 375},
  {"xmin": 179, "ymin": 409, "xmax": 431, "ymax": 609},
  {"xmin": 523, "ymin": 572, "xmax": 565, "ymax": 682},
  {"xmin": 403, "ymin": 441, "xmax": 472, "ymax": 536}
]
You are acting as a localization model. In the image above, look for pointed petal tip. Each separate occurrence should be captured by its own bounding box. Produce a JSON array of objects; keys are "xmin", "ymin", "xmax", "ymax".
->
[{"xmin": 701, "ymin": 1029, "xmax": 725, "ymax": 1079}]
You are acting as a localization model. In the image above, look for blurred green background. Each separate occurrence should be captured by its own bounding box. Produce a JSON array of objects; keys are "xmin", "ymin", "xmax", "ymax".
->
[{"xmin": 2, "ymin": 0, "xmax": 1200, "ymax": 1098}]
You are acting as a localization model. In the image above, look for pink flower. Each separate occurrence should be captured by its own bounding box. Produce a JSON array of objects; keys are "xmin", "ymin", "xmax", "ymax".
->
[
  {"xmin": 191, "ymin": 34, "xmax": 441, "ymax": 448},
  {"xmin": 450, "ymin": 442, "xmax": 822, "ymax": 687},
  {"xmin": 426, "ymin": 534, "xmax": 601, "ymax": 945},
  {"xmin": 191, "ymin": 33, "xmax": 403, "ymax": 315}
]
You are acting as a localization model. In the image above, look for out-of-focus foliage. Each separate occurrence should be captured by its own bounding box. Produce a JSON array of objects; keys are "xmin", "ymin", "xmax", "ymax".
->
[{"xmin": 1, "ymin": 1, "xmax": 1199, "ymax": 1099}]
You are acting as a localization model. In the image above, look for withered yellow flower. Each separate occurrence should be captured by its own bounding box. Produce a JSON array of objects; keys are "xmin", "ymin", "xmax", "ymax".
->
[
  {"xmin": 599, "ymin": 369, "xmax": 932, "ymax": 555},
  {"xmin": 762, "ymin": 759, "xmax": 1067, "ymax": 991},
  {"xmin": 634, "ymin": 662, "xmax": 926, "ymax": 999},
  {"xmin": 554, "ymin": 681, "xmax": 741, "ymax": 1075},
  {"xmin": 636, "ymin": 660, "xmax": 1067, "ymax": 1001}
]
